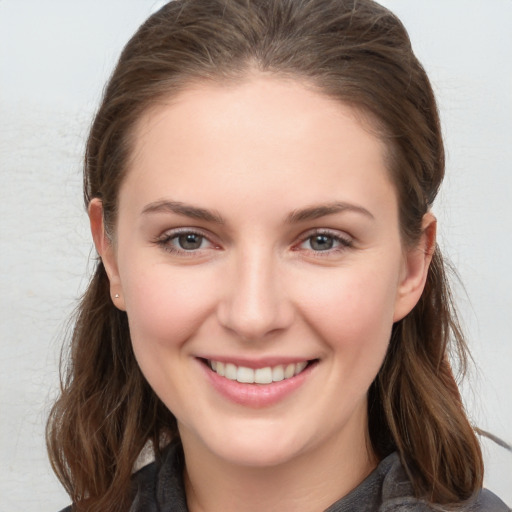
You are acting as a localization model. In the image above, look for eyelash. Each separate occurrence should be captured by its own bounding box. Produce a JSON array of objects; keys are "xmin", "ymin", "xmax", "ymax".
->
[{"xmin": 154, "ymin": 228, "xmax": 353, "ymax": 257}]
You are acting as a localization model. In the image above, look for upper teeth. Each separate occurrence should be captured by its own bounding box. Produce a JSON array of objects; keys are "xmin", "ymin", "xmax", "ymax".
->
[{"xmin": 209, "ymin": 361, "xmax": 308, "ymax": 384}]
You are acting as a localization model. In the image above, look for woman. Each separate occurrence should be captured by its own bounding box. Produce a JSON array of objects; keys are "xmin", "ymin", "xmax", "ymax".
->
[{"xmin": 47, "ymin": 0, "xmax": 510, "ymax": 511}]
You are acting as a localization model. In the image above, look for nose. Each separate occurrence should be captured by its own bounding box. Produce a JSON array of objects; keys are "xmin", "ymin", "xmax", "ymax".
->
[{"xmin": 217, "ymin": 248, "xmax": 294, "ymax": 341}]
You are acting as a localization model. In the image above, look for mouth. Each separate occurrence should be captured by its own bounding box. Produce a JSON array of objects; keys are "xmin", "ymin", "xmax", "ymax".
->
[{"xmin": 203, "ymin": 359, "xmax": 315, "ymax": 384}]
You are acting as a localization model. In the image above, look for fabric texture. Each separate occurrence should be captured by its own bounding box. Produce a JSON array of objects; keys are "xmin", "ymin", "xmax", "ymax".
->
[{"xmin": 59, "ymin": 441, "xmax": 510, "ymax": 512}]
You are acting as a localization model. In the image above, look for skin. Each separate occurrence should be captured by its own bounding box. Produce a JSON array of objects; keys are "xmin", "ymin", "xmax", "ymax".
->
[{"xmin": 90, "ymin": 75, "xmax": 435, "ymax": 512}]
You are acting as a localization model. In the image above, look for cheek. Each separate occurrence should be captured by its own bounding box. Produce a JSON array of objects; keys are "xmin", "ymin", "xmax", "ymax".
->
[
  {"xmin": 119, "ymin": 263, "xmax": 220, "ymax": 413},
  {"xmin": 120, "ymin": 262, "xmax": 218, "ymax": 348},
  {"xmin": 293, "ymin": 263, "xmax": 399, "ymax": 356}
]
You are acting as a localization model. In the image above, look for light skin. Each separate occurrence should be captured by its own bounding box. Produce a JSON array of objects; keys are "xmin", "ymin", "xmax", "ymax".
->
[{"xmin": 90, "ymin": 75, "xmax": 435, "ymax": 512}]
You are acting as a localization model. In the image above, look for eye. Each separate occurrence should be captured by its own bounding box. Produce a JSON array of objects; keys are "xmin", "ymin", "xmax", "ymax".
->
[
  {"xmin": 155, "ymin": 229, "xmax": 217, "ymax": 255},
  {"xmin": 175, "ymin": 232, "xmax": 206, "ymax": 251},
  {"xmin": 296, "ymin": 230, "xmax": 353, "ymax": 254},
  {"xmin": 308, "ymin": 234, "xmax": 336, "ymax": 251}
]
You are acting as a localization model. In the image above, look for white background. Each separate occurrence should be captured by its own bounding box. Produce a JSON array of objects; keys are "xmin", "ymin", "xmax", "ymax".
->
[{"xmin": 0, "ymin": 1, "xmax": 511, "ymax": 510}]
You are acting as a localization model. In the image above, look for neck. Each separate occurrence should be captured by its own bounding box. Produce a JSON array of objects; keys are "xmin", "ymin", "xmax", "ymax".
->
[{"xmin": 181, "ymin": 423, "xmax": 376, "ymax": 512}]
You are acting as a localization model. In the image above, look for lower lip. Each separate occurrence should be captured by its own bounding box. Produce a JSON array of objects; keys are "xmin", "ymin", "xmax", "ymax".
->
[{"xmin": 199, "ymin": 360, "xmax": 315, "ymax": 408}]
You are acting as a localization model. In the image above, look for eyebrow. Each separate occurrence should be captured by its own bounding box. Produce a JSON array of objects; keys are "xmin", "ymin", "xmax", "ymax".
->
[
  {"xmin": 286, "ymin": 202, "xmax": 375, "ymax": 223},
  {"xmin": 141, "ymin": 199, "xmax": 374, "ymax": 225},
  {"xmin": 141, "ymin": 200, "xmax": 225, "ymax": 224}
]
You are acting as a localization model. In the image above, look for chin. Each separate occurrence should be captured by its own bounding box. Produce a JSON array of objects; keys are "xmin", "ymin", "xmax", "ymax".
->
[
  {"xmin": 214, "ymin": 439, "xmax": 305, "ymax": 469},
  {"xmin": 182, "ymin": 419, "xmax": 313, "ymax": 469}
]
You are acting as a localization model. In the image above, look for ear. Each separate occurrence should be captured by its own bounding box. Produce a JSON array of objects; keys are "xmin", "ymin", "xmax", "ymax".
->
[
  {"xmin": 88, "ymin": 198, "xmax": 126, "ymax": 311},
  {"xmin": 393, "ymin": 212, "xmax": 437, "ymax": 322}
]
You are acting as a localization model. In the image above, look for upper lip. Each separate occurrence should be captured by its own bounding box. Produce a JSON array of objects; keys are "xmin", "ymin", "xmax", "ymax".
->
[{"xmin": 197, "ymin": 356, "xmax": 316, "ymax": 369}]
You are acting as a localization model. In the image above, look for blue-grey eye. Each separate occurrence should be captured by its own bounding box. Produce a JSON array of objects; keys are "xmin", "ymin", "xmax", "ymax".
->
[
  {"xmin": 309, "ymin": 234, "xmax": 335, "ymax": 251},
  {"xmin": 177, "ymin": 233, "xmax": 204, "ymax": 250}
]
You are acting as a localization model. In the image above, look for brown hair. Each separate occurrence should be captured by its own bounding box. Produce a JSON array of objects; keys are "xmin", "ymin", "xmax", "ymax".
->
[{"xmin": 47, "ymin": 0, "xmax": 483, "ymax": 510}]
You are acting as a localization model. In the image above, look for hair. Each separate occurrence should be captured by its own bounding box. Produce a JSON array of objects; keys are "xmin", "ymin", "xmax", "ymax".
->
[{"xmin": 46, "ymin": 1, "xmax": 483, "ymax": 510}]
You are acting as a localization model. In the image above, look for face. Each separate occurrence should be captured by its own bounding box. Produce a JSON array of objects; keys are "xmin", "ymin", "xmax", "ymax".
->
[{"xmin": 92, "ymin": 76, "xmax": 432, "ymax": 470}]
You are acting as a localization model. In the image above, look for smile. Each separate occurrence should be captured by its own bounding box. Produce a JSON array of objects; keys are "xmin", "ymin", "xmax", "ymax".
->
[{"xmin": 208, "ymin": 360, "xmax": 309, "ymax": 384}]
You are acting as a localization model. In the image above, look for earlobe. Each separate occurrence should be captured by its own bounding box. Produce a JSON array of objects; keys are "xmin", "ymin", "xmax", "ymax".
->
[
  {"xmin": 88, "ymin": 198, "xmax": 126, "ymax": 311},
  {"xmin": 393, "ymin": 212, "xmax": 437, "ymax": 322}
]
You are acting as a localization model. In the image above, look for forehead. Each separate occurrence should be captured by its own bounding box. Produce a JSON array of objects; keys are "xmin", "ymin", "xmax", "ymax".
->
[{"xmin": 120, "ymin": 76, "xmax": 396, "ymax": 217}]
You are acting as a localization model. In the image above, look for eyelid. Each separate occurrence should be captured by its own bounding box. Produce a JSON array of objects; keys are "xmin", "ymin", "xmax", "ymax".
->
[{"xmin": 158, "ymin": 226, "xmax": 210, "ymax": 238}]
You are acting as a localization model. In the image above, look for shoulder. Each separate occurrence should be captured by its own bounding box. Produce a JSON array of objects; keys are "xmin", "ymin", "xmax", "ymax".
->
[
  {"xmin": 470, "ymin": 488, "xmax": 511, "ymax": 511},
  {"xmin": 378, "ymin": 452, "xmax": 431, "ymax": 511},
  {"xmin": 379, "ymin": 453, "xmax": 510, "ymax": 512},
  {"xmin": 57, "ymin": 441, "xmax": 186, "ymax": 512}
]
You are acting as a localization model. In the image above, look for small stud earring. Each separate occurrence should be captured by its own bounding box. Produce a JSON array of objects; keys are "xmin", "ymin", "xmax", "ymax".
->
[{"xmin": 114, "ymin": 294, "xmax": 120, "ymax": 299}]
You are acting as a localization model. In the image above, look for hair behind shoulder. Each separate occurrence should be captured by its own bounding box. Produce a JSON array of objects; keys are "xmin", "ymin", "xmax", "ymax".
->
[{"xmin": 47, "ymin": 1, "xmax": 483, "ymax": 510}]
